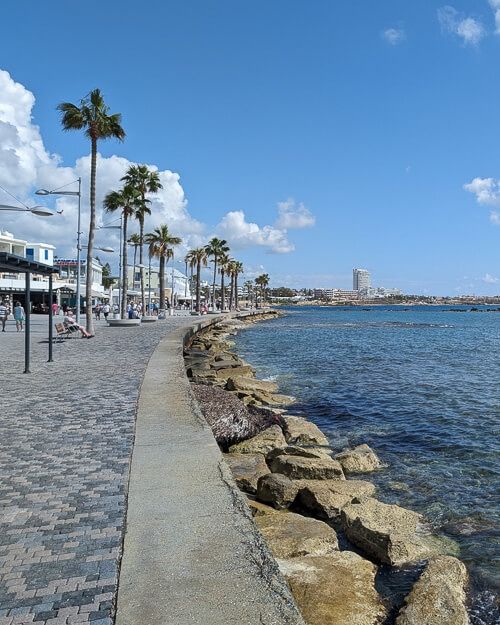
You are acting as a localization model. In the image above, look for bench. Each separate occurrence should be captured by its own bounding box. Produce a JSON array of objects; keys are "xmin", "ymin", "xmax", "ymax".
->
[{"xmin": 54, "ymin": 322, "xmax": 80, "ymax": 341}]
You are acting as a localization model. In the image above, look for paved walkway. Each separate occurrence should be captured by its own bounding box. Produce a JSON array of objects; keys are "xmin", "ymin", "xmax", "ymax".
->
[{"xmin": 0, "ymin": 315, "xmax": 188, "ymax": 625}]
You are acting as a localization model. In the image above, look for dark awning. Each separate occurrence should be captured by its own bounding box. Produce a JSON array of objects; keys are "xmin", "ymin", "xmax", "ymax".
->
[{"xmin": 0, "ymin": 252, "xmax": 56, "ymax": 276}]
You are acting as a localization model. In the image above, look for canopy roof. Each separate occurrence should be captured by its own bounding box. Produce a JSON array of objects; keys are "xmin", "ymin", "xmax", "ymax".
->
[{"xmin": 0, "ymin": 252, "xmax": 56, "ymax": 276}]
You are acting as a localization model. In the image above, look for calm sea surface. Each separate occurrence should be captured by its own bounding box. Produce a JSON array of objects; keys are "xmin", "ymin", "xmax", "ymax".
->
[{"xmin": 234, "ymin": 305, "xmax": 500, "ymax": 624}]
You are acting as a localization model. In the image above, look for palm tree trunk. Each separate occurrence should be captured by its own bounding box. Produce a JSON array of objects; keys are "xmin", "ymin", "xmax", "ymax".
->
[
  {"xmin": 121, "ymin": 213, "xmax": 128, "ymax": 319},
  {"xmin": 86, "ymin": 136, "xmax": 97, "ymax": 335},
  {"xmin": 159, "ymin": 255, "xmax": 165, "ymax": 310},
  {"xmin": 196, "ymin": 261, "xmax": 201, "ymax": 312},
  {"xmin": 221, "ymin": 270, "xmax": 225, "ymax": 311},
  {"xmin": 212, "ymin": 257, "xmax": 217, "ymax": 310},
  {"xmin": 139, "ymin": 218, "xmax": 145, "ymax": 315},
  {"xmin": 133, "ymin": 245, "xmax": 137, "ymax": 292},
  {"xmin": 228, "ymin": 274, "xmax": 234, "ymax": 310},
  {"xmin": 235, "ymin": 272, "xmax": 239, "ymax": 309}
]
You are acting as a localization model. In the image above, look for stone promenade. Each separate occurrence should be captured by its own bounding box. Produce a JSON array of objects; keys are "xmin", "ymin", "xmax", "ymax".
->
[{"xmin": 0, "ymin": 315, "xmax": 187, "ymax": 625}]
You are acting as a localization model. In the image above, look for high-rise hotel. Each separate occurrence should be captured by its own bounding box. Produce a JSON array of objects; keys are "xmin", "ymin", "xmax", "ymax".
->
[{"xmin": 353, "ymin": 268, "xmax": 371, "ymax": 291}]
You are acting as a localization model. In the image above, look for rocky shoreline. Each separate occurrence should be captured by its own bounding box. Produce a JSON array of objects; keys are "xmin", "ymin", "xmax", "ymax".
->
[{"xmin": 184, "ymin": 312, "xmax": 470, "ymax": 625}]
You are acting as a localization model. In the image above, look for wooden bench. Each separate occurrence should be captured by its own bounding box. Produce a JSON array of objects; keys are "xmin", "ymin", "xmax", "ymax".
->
[{"xmin": 54, "ymin": 322, "xmax": 80, "ymax": 341}]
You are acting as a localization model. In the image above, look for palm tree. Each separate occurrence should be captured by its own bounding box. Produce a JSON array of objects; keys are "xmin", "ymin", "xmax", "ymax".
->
[
  {"xmin": 103, "ymin": 186, "xmax": 140, "ymax": 319},
  {"xmin": 204, "ymin": 237, "xmax": 229, "ymax": 310},
  {"xmin": 226, "ymin": 260, "xmax": 236, "ymax": 310},
  {"xmin": 144, "ymin": 226, "xmax": 182, "ymax": 312},
  {"xmin": 218, "ymin": 254, "xmax": 231, "ymax": 312},
  {"xmin": 255, "ymin": 273, "xmax": 270, "ymax": 307},
  {"xmin": 58, "ymin": 89, "xmax": 125, "ymax": 333},
  {"xmin": 121, "ymin": 165, "xmax": 162, "ymax": 314},
  {"xmin": 128, "ymin": 233, "xmax": 141, "ymax": 291},
  {"xmin": 185, "ymin": 247, "xmax": 208, "ymax": 313},
  {"xmin": 244, "ymin": 280, "xmax": 254, "ymax": 308},
  {"xmin": 232, "ymin": 260, "xmax": 244, "ymax": 309}
]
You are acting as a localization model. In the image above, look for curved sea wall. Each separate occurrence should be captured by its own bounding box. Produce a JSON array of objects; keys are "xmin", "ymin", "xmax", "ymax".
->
[
  {"xmin": 184, "ymin": 312, "xmax": 472, "ymax": 625},
  {"xmin": 114, "ymin": 310, "xmax": 304, "ymax": 625}
]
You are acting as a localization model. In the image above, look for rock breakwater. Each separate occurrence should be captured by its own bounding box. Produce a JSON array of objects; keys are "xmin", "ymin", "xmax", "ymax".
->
[{"xmin": 184, "ymin": 312, "xmax": 470, "ymax": 625}]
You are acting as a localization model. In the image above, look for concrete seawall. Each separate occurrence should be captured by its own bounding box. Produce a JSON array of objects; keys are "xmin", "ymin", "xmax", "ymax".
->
[{"xmin": 115, "ymin": 312, "xmax": 304, "ymax": 625}]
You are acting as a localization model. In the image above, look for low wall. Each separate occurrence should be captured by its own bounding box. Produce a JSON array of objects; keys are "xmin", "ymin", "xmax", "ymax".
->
[{"xmin": 114, "ymin": 311, "xmax": 304, "ymax": 625}]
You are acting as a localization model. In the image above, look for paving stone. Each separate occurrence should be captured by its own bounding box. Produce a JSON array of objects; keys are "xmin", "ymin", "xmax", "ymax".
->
[{"xmin": 0, "ymin": 316, "xmax": 188, "ymax": 622}]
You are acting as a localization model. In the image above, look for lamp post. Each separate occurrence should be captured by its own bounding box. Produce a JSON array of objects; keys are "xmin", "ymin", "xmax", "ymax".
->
[
  {"xmin": 0, "ymin": 204, "xmax": 54, "ymax": 217},
  {"xmin": 36, "ymin": 179, "xmax": 82, "ymax": 321}
]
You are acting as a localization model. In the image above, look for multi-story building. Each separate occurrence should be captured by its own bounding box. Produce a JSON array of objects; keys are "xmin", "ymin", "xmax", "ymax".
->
[
  {"xmin": 332, "ymin": 289, "xmax": 360, "ymax": 301},
  {"xmin": 313, "ymin": 288, "xmax": 335, "ymax": 300},
  {"xmin": 353, "ymin": 268, "xmax": 371, "ymax": 291},
  {"xmin": 54, "ymin": 258, "xmax": 106, "ymax": 309}
]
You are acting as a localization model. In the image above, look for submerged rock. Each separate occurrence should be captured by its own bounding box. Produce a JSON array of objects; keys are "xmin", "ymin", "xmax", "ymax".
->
[
  {"xmin": 341, "ymin": 498, "xmax": 428, "ymax": 565},
  {"xmin": 282, "ymin": 415, "xmax": 330, "ymax": 446},
  {"xmin": 335, "ymin": 444, "xmax": 383, "ymax": 474},
  {"xmin": 279, "ymin": 551, "xmax": 386, "ymax": 625},
  {"xmin": 256, "ymin": 473, "xmax": 300, "ymax": 509},
  {"xmin": 228, "ymin": 424, "xmax": 287, "ymax": 455},
  {"xmin": 395, "ymin": 556, "xmax": 468, "ymax": 625},
  {"xmin": 297, "ymin": 479, "xmax": 376, "ymax": 522},
  {"xmin": 223, "ymin": 453, "xmax": 270, "ymax": 494},
  {"xmin": 269, "ymin": 455, "xmax": 345, "ymax": 480},
  {"xmin": 255, "ymin": 510, "xmax": 338, "ymax": 558}
]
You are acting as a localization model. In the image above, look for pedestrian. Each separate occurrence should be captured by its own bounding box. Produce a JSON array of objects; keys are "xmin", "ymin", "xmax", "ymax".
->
[
  {"xmin": 102, "ymin": 303, "xmax": 110, "ymax": 321},
  {"xmin": 13, "ymin": 301, "xmax": 25, "ymax": 332},
  {"xmin": 0, "ymin": 300, "xmax": 9, "ymax": 332},
  {"xmin": 51, "ymin": 301, "xmax": 59, "ymax": 316},
  {"xmin": 95, "ymin": 304, "xmax": 101, "ymax": 321}
]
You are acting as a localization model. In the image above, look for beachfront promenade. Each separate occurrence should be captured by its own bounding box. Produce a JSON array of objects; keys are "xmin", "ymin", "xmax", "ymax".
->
[{"xmin": 0, "ymin": 314, "xmax": 302, "ymax": 625}]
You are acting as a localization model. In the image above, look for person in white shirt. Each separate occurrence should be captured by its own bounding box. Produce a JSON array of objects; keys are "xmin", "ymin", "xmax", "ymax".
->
[{"xmin": 0, "ymin": 300, "xmax": 10, "ymax": 332}]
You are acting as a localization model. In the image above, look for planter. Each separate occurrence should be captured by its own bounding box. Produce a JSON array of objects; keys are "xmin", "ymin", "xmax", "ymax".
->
[
  {"xmin": 107, "ymin": 319, "xmax": 141, "ymax": 327},
  {"xmin": 142, "ymin": 316, "xmax": 157, "ymax": 323}
]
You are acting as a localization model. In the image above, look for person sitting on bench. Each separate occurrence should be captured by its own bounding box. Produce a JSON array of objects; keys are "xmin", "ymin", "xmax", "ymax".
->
[{"xmin": 63, "ymin": 310, "xmax": 94, "ymax": 338}]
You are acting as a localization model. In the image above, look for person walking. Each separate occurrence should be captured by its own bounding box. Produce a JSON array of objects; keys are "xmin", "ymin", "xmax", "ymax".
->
[
  {"xmin": 0, "ymin": 300, "xmax": 9, "ymax": 332},
  {"xmin": 95, "ymin": 304, "xmax": 101, "ymax": 321},
  {"xmin": 13, "ymin": 301, "xmax": 25, "ymax": 332},
  {"xmin": 102, "ymin": 303, "xmax": 110, "ymax": 321}
]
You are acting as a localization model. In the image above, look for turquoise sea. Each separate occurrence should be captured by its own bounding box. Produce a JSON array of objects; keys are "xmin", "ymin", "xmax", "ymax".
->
[{"xmin": 234, "ymin": 305, "xmax": 500, "ymax": 624}]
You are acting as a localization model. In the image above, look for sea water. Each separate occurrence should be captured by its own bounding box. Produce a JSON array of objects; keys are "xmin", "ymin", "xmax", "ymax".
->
[{"xmin": 234, "ymin": 306, "xmax": 500, "ymax": 624}]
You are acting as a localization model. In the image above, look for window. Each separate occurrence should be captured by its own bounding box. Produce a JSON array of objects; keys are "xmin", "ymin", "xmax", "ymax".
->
[
  {"xmin": 26, "ymin": 248, "xmax": 34, "ymax": 259},
  {"xmin": 44, "ymin": 250, "xmax": 49, "ymax": 260}
]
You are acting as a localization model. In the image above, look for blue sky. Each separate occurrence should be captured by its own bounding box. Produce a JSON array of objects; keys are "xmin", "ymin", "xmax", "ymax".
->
[{"xmin": 0, "ymin": 0, "xmax": 499, "ymax": 294}]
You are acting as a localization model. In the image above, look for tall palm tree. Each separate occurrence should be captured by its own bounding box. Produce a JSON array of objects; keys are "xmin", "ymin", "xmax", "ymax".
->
[
  {"xmin": 121, "ymin": 165, "xmax": 162, "ymax": 314},
  {"xmin": 244, "ymin": 280, "xmax": 254, "ymax": 308},
  {"xmin": 128, "ymin": 233, "xmax": 141, "ymax": 291},
  {"xmin": 103, "ymin": 186, "xmax": 140, "ymax": 319},
  {"xmin": 145, "ymin": 225, "xmax": 182, "ymax": 312},
  {"xmin": 232, "ymin": 260, "xmax": 244, "ymax": 309},
  {"xmin": 218, "ymin": 254, "xmax": 231, "ymax": 312},
  {"xmin": 255, "ymin": 273, "xmax": 270, "ymax": 306},
  {"xmin": 185, "ymin": 247, "xmax": 208, "ymax": 313},
  {"xmin": 58, "ymin": 89, "xmax": 125, "ymax": 333},
  {"xmin": 226, "ymin": 259, "xmax": 236, "ymax": 310},
  {"xmin": 204, "ymin": 237, "xmax": 229, "ymax": 310}
]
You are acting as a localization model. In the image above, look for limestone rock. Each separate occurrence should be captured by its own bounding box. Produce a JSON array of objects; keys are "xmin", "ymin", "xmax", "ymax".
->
[
  {"xmin": 297, "ymin": 479, "xmax": 376, "ymax": 522},
  {"xmin": 282, "ymin": 415, "xmax": 329, "ymax": 446},
  {"xmin": 228, "ymin": 424, "xmax": 286, "ymax": 455},
  {"xmin": 223, "ymin": 453, "xmax": 270, "ymax": 494},
  {"xmin": 396, "ymin": 556, "xmax": 468, "ymax": 625},
  {"xmin": 246, "ymin": 498, "xmax": 278, "ymax": 517},
  {"xmin": 269, "ymin": 455, "xmax": 345, "ymax": 481},
  {"xmin": 215, "ymin": 365, "xmax": 255, "ymax": 379},
  {"xmin": 256, "ymin": 473, "xmax": 300, "ymax": 509},
  {"xmin": 211, "ymin": 359, "xmax": 244, "ymax": 370},
  {"xmin": 255, "ymin": 510, "xmax": 338, "ymax": 558},
  {"xmin": 341, "ymin": 498, "xmax": 427, "ymax": 565},
  {"xmin": 266, "ymin": 445, "xmax": 333, "ymax": 463},
  {"xmin": 335, "ymin": 444, "xmax": 383, "ymax": 474},
  {"xmin": 226, "ymin": 376, "xmax": 279, "ymax": 394},
  {"xmin": 279, "ymin": 552, "xmax": 386, "ymax": 625},
  {"xmin": 250, "ymin": 390, "xmax": 295, "ymax": 407}
]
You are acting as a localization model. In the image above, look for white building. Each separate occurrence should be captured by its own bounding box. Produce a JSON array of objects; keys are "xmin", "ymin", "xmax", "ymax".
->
[
  {"xmin": 53, "ymin": 258, "xmax": 107, "ymax": 308},
  {"xmin": 353, "ymin": 268, "xmax": 371, "ymax": 291}
]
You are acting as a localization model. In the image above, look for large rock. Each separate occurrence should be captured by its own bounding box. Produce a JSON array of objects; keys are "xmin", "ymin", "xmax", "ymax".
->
[
  {"xmin": 282, "ymin": 415, "xmax": 329, "ymax": 446},
  {"xmin": 223, "ymin": 453, "xmax": 270, "ymax": 494},
  {"xmin": 256, "ymin": 473, "xmax": 300, "ymax": 509},
  {"xmin": 216, "ymin": 365, "xmax": 255, "ymax": 379},
  {"xmin": 249, "ymin": 390, "xmax": 295, "ymax": 407},
  {"xmin": 255, "ymin": 510, "xmax": 338, "ymax": 558},
  {"xmin": 341, "ymin": 498, "xmax": 427, "ymax": 565},
  {"xmin": 228, "ymin": 424, "xmax": 286, "ymax": 455},
  {"xmin": 226, "ymin": 376, "xmax": 279, "ymax": 394},
  {"xmin": 269, "ymin": 455, "xmax": 345, "ymax": 480},
  {"xmin": 279, "ymin": 552, "xmax": 386, "ymax": 625},
  {"xmin": 211, "ymin": 359, "xmax": 244, "ymax": 370},
  {"xmin": 335, "ymin": 444, "xmax": 383, "ymax": 474},
  {"xmin": 246, "ymin": 498, "xmax": 278, "ymax": 517},
  {"xmin": 297, "ymin": 479, "xmax": 376, "ymax": 522},
  {"xmin": 266, "ymin": 445, "xmax": 333, "ymax": 463},
  {"xmin": 396, "ymin": 556, "xmax": 468, "ymax": 625}
]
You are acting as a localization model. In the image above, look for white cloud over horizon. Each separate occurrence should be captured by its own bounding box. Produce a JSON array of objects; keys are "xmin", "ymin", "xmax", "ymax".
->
[
  {"xmin": 0, "ymin": 68, "xmax": 314, "ymax": 261},
  {"xmin": 382, "ymin": 28, "xmax": 406, "ymax": 45},
  {"xmin": 489, "ymin": 0, "xmax": 500, "ymax": 33},
  {"xmin": 463, "ymin": 177, "xmax": 500, "ymax": 225},
  {"xmin": 482, "ymin": 273, "xmax": 499, "ymax": 284},
  {"xmin": 438, "ymin": 6, "xmax": 486, "ymax": 46}
]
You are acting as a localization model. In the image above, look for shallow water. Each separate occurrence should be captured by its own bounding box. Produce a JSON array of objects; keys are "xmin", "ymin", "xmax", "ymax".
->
[{"xmin": 234, "ymin": 306, "xmax": 500, "ymax": 623}]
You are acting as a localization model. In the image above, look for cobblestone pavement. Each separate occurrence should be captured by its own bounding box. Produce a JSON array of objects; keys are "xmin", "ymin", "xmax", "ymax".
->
[{"xmin": 0, "ymin": 315, "xmax": 191, "ymax": 625}]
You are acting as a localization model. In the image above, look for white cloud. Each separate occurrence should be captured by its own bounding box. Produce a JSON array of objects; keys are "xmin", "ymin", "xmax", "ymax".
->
[
  {"xmin": 216, "ymin": 211, "xmax": 294, "ymax": 254},
  {"xmin": 382, "ymin": 28, "xmax": 406, "ymax": 45},
  {"xmin": 438, "ymin": 6, "xmax": 486, "ymax": 46},
  {"xmin": 482, "ymin": 273, "xmax": 499, "ymax": 283},
  {"xmin": 463, "ymin": 177, "xmax": 500, "ymax": 226},
  {"xmin": 490, "ymin": 210, "xmax": 500, "ymax": 225},
  {"xmin": 0, "ymin": 68, "xmax": 309, "ymax": 261},
  {"xmin": 275, "ymin": 198, "xmax": 315, "ymax": 230},
  {"xmin": 489, "ymin": 0, "xmax": 500, "ymax": 33}
]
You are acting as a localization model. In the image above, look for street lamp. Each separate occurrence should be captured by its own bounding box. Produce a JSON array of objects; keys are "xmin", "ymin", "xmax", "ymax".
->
[
  {"xmin": 0, "ymin": 204, "xmax": 54, "ymax": 217},
  {"xmin": 36, "ymin": 179, "xmax": 82, "ymax": 320}
]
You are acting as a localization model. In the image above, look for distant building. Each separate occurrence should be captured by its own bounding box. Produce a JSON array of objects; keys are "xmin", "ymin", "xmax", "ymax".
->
[
  {"xmin": 353, "ymin": 268, "xmax": 371, "ymax": 291},
  {"xmin": 313, "ymin": 288, "xmax": 335, "ymax": 300},
  {"xmin": 363, "ymin": 287, "xmax": 402, "ymax": 299},
  {"xmin": 332, "ymin": 289, "xmax": 360, "ymax": 301}
]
